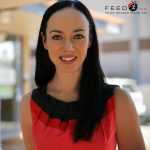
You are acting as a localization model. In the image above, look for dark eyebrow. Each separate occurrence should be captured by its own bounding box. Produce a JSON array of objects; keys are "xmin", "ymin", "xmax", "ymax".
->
[
  {"xmin": 73, "ymin": 29, "xmax": 85, "ymax": 33},
  {"xmin": 49, "ymin": 30, "xmax": 63, "ymax": 34},
  {"xmin": 49, "ymin": 29, "xmax": 85, "ymax": 34}
]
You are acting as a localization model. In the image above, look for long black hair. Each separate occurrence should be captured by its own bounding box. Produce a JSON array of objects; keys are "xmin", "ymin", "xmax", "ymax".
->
[{"xmin": 35, "ymin": 0, "xmax": 112, "ymax": 142}]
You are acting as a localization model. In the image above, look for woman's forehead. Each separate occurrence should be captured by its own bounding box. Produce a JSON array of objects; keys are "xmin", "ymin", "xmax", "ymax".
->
[{"xmin": 46, "ymin": 8, "xmax": 89, "ymax": 32}]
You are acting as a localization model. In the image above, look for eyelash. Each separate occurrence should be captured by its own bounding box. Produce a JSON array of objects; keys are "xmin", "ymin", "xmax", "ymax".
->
[
  {"xmin": 51, "ymin": 34, "xmax": 85, "ymax": 40},
  {"xmin": 51, "ymin": 35, "xmax": 63, "ymax": 40},
  {"xmin": 73, "ymin": 34, "xmax": 85, "ymax": 39}
]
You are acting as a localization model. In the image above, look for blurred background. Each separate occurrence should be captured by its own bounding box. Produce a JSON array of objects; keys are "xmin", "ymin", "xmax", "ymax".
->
[{"xmin": 0, "ymin": 0, "xmax": 150, "ymax": 149}]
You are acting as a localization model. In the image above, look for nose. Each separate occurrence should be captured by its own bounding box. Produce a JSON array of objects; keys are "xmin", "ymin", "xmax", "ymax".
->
[{"xmin": 63, "ymin": 39, "xmax": 75, "ymax": 52}]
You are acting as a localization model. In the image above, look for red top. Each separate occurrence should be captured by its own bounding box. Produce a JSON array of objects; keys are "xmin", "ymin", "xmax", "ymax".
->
[{"xmin": 30, "ymin": 87, "xmax": 117, "ymax": 150}]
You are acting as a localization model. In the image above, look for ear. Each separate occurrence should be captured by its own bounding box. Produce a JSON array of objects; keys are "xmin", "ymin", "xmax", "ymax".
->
[{"xmin": 41, "ymin": 32, "xmax": 48, "ymax": 50}]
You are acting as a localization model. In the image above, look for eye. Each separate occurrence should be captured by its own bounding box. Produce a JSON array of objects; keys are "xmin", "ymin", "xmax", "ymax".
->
[
  {"xmin": 73, "ymin": 34, "xmax": 85, "ymax": 40},
  {"xmin": 51, "ymin": 35, "xmax": 63, "ymax": 40}
]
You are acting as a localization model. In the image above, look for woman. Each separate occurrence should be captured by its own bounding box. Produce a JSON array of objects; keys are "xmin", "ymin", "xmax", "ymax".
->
[{"xmin": 19, "ymin": 0, "xmax": 146, "ymax": 150}]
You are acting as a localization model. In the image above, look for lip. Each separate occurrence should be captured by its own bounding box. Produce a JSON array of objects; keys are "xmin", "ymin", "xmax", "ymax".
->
[
  {"xmin": 60, "ymin": 54, "xmax": 77, "ymax": 57},
  {"xmin": 59, "ymin": 56, "xmax": 77, "ymax": 64}
]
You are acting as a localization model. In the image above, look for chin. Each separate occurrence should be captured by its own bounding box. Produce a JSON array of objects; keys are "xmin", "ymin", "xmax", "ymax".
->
[{"xmin": 59, "ymin": 66, "xmax": 82, "ymax": 73}]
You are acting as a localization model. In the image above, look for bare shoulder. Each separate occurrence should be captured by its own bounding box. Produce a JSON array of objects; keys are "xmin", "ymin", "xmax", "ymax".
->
[
  {"xmin": 114, "ymin": 87, "xmax": 135, "ymax": 109},
  {"xmin": 19, "ymin": 91, "xmax": 35, "ymax": 150},
  {"xmin": 19, "ymin": 92, "xmax": 32, "ymax": 125},
  {"xmin": 19, "ymin": 92, "xmax": 31, "ymax": 110},
  {"xmin": 20, "ymin": 92, "xmax": 32, "ymax": 104},
  {"xmin": 114, "ymin": 87, "xmax": 146, "ymax": 150},
  {"xmin": 114, "ymin": 87, "xmax": 141, "ymax": 125},
  {"xmin": 114, "ymin": 86, "xmax": 139, "ymax": 127}
]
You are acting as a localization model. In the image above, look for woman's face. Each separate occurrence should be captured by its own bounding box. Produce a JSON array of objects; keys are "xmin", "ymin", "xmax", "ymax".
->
[{"xmin": 42, "ymin": 8, "xmax": 90, "ymax": 73}]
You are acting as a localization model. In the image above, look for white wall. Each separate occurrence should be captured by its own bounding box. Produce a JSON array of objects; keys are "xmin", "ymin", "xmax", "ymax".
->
[
  {"xmin": 101, "ymin": 50, "xmax": 150, "ymax": 83},
  {"xmin": 140, "ymin": 50, "xmax": 150, "ymax": 83},
  {"xmin": 101, "ymin": 51, "xmax": 130, "ymax": 77}
]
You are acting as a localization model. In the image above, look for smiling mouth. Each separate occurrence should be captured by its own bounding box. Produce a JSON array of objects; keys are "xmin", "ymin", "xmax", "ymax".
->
[{"xmin": 59, "ymin": 56, "xmax": 77, "ymax": 63}]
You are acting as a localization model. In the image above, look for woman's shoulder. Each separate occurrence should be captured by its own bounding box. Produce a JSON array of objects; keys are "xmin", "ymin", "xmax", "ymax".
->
[
  {"xmin": 114, "ymin": 88, "xmax": 145, "ymax": 149},
  {"xmin": 19, "ymin": 88, "xmax": 42, "ymax": 112},
  {"xmin": 19, "ymin": 91, "xmax": 35, "ymax": 150},
  {"xmin": 20, "ymin": 92, "xmax": 32, "ymax": 108},
  {"xmin": 19, "ymin": 91, "xmax": 33, "ymax": 128},
  {"xmin": 19, "ymin": 91, "xmax": 33, "ymax": 117},
  {"xmin": 113, "ymin": 86, "xmax": 137, "ymax": 116},
  {"xmin": 102, "ymin": 84, "xmax": 135, "ymax": 115},
  {"xmin": 102, "ymin": 84, "xmax": 138, "ymax": 118},
  {"xmin": 114, "ymin": 86, "xmax": 135, "ymax": 111}
]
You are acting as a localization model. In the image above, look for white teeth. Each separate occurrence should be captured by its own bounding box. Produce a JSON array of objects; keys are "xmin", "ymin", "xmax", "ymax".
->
[{"xmin": 60, "ymin": 56, "xmax": 76, "ymax": 61}]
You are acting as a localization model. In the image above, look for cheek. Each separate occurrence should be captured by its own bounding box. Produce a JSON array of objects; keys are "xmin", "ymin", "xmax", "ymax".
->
[
  {"xmin": 75, "ymin": 40, "xmax": 89, "ymax": 56},
  {"xmin": 47, "ymin": 48, "xmax": 59, "ymax": 64},
  {"xmin": 46, "ymin": 41, "xmax": 61, "ymax": 61},
  {"xmin": 46, "ymin": 40, "xmax": 61, "ymax": 50}
]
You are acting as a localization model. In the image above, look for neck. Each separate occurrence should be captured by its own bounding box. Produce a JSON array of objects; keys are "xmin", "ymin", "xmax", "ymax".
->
[{"xmin": 47, "ymin": 69, "xmax": 81, "ymax": 94}]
